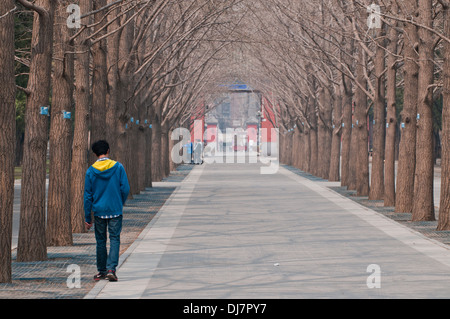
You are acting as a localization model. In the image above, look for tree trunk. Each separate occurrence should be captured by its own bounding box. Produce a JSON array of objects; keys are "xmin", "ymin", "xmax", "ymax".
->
[
  {"xmin": 161, "ymin": 123, "xmax": 170, "ymax": 178},
  {"xmin": 152, "ymin": 103, "xmax": 163, "ymax": 182},
  {"xmin": 318, "ymin": 88, "xmax": 332, "ymax": 179},
  {"xmin": 136, "ymin": 13, "xmax": 148, "ymax": 193},
  {"xmin": 46, "ymin": 0, "xmax": 74, "ymax": 246},
  {"xmin": 355, "ymin": 46, "xmax": 369, "ymax": 197},
  {"xmin": 303, "ymin": 128, "xmax": 311, "ymax": 172},
  {"xmin": 134, "ymin": 97, "xmax": 147, "ymax": 194},
  {"xmin": 70, "ymin": 0, "xmax": 91, "ymax": 234},
  {"xmin": 293, "ymin": 128, "xmax": 298, "ymax": 168},
  {"xmin": 297, "ymin": 124, "xmax": 305, "ymax": 171},
  {"xmin": 283, "ymin": 131, "xmax": 289, "ymax": 165},
  {"xmin": 106, "ymin": 0, "xmax": 121, "ymax": 147},
  {"xmin": 341, "ymin": 74, "xmax": 353, "ymax": 187},
  {"xmin": 145, "ymin": 107, "xmax": 153, "ymax": 188},
  {"xmin": 291, "ymin": 128, "xmax": 297, "ymax": 167},
  {"xmin": 0, "ymin": 0, "xmax": 17, "ymax": 282},
  {"xmin": 384, "ymin": 2, "xmax": 399, "ymax": 207},
  {"xmin": 17, "ymin": 0, "xmax": 55, "ymax": 262},
  {"xmin": 329, "ymin": 89, "xmax": 342, "ymax": 182},
  {"xmin": 347, "ymin": 115, "xmax": 357, "ymax": 191},
  {"xmin": 289, "ymin": 130, "xmax": 296, "ymax": 167},
  {"xmin": 294, "ymin": 126, "xmax": 302, "ymax": 169},
  {"xmin": 317, "ymin": 90, "xmax": 326, "ymax": 176},
  {"xmin": 169, "ymin": 127, "xmax": 179, "ymax": 172},
  {"xmin": 137, "ymin": 124, "xmax": 146, "ymax": 192},
  {"xmin": 437, "ymin": 2, "xmax": 450, "ymax": 230},
  {"xmin": 113, "ymin": 4, "xmax": 134, "ymax": 198},
  {"xmin": 127, "ymin": 123, "xmax": 139, "ymax": 195},
  {"xmin": 412, "ymin": 0, "xmax": 435, "ymax": 221},
  {"xmin": 90, "ymin": 0, "xmax": 108, "ymax": 164},
  {"xmin": 288, "ymin": 131, "xmax": 295, "ymax": 166},
  {"xmin": 395, "ymin": 0, "xmax": 419, "ymax": 213},
  {"xmin": 369, "ymin": 24, "xmax": 386, "ymax": 200},
  {"xmin": 279, "ymin": 132, "xmax": 285, "ymax": 164},
  {"xmin": 308, "ymin": 98, "xmax": 318, "ymax": 176}
]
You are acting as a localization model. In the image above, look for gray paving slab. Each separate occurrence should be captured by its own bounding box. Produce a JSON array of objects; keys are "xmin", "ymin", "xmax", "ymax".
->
[{"xmin": 87, "ymin": 159, "xmax": 450, "ymax": 299}]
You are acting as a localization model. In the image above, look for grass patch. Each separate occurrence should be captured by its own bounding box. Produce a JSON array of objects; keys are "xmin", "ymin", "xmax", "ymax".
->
[
  {"xmin": 14, "ymin": 160, "xmax": 49, "ymax": 180},
  {"xmin": 14, "ymin": 166, "xmax": 22, "ymax": 180}
]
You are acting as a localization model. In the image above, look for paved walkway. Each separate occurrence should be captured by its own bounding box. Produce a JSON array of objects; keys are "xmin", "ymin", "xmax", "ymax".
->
[{"xmin": 85, "ymin": 157, "xmax": 450, "ymax": 299}]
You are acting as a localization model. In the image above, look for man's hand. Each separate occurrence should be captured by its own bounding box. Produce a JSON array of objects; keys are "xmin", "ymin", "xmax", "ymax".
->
[{"xmin": 85, "ymin": 222, "xmax": 92, "ymax": 230}]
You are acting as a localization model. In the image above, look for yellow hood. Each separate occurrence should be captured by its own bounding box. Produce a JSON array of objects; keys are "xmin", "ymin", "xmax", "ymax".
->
[{"xmin": 92, "ymin": 159, "xmax": 117, "ymax": 172}]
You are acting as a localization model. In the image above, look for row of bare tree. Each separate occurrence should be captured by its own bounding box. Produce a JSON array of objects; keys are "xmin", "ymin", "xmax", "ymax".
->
[
  {"xmin": 248, "ymin": 0, "xmax": 449, "ymax": 230},
  {"xmin": 1, "ymin": 0, "xmax": 449, "ymax": 285},
  {"xmin": 0, "ymin": 0, "xmax": 240, "ymax": 283}
]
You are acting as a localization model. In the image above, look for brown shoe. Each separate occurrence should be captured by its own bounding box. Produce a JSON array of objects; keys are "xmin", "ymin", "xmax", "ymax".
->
[{"xmin": 106, "ymin": 270, "xmax": 118, "ymax": 282}]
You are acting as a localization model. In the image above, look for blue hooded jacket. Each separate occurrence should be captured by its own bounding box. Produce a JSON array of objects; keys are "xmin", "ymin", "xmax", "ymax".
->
[{"xmin": 84, "ymin": 159, "xmax": 130, "ymax": 223}]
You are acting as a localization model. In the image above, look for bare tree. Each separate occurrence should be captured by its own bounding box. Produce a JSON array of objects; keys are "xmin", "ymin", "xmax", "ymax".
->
[
  {"xmin": 395, "ymin": 0, "xmax": 419, "ymax": 213},
  {"xmin": 46, "ymin": 0, "xmax": 75, "ymax": 246},
  {"xmin": 437, "ymin": 0, "xmax": 450, "ymax": 230},
  {"xmin": 412, "ymin": 0, "xmax": 437, "ymax": 221},
  {"xmin": 70, "ymin": 0, "xmax": 92, "ymax": 233},
  {"xmin": 90, "ymin": 0, "xmax": 108, "ymax": 164},
  {"xmin": 368, "ymin": 0, "xmax": 386, "ymax": 201},
  {"xmin": 384, "ymin": 0, "xmax": 399, "ymax": 207},
  {"xmin": 0, "ymin": 0, "xmax": 17, "ymax": 282},
  {"xmin": 16, "ymin": 0, "xmax": 55, "ymax": 262}
]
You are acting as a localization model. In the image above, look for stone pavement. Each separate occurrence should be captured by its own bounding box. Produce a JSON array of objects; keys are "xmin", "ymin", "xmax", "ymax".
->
[
  {"xmin": 283, "ymin": 165, "xmax": 450, "ymax": 247},
  {"xmin": 86, "ymin": 157, "xmax": 450, "ymax": 299}
]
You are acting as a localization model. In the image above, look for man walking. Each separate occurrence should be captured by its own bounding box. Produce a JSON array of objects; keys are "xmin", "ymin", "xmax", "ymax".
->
[{"xmin": 84, "ymin": 140, "xmax": 130, "ymax": 282}]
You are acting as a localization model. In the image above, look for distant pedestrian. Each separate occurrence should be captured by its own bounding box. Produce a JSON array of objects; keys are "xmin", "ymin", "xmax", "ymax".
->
[{"xmin": 84, "ymin": 140, "xmax": 130, "ymax": 282}]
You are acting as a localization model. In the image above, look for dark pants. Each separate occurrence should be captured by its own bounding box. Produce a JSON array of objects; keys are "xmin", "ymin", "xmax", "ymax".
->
[{"xmin": 94, "ymin": 215, "xmax": 123, "ymax": 273}]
